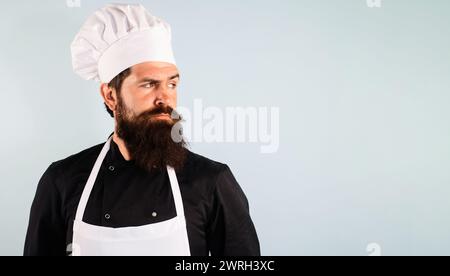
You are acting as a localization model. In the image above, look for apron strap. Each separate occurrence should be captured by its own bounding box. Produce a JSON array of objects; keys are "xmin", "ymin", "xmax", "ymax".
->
[
  {"xmin": 75, "ymin": 137, "xmax": 112, "ymax": 221},
  {"xmin": 167, "ymin": 166, "xmax": 185, "ymax": 218},
  {"xmin": 75, "ymin": 136, "xmax": 112, "ymax": 221}
]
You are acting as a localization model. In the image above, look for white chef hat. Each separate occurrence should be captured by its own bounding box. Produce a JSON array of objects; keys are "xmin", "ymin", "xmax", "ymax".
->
[{"xmin": 71, "ymin": 3, "xmax": 176, "ymax": 83}]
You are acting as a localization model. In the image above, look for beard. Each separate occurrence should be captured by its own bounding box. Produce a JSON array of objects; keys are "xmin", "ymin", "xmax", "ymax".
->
[{"xmin": 115, "ymin": 98, "xmax": 187, "ymax": 173}]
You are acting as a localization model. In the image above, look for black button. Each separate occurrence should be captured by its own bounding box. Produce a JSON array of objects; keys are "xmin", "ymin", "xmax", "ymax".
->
[
  {"xmin": 104, "ymin": 213, "xmax": 111, "ymax": 220},
  {"xmin": 108, "ymin": 165, "xmax": 115, "ymax": 172}
]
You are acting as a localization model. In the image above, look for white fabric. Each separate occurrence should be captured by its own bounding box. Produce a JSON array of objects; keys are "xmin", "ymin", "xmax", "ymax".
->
[
  {"xmin": 71, "ymin": 3, "xmax": 176, "ymax": 83},
  {"xmin": 72, "ymin": 137, "xmax": 191, "ymax": 256}
]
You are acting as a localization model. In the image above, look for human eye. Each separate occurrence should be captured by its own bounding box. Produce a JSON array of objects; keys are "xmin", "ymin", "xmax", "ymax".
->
[{"xmin": 141, "ymin": 82, "xmax": 156, "ymax": 89}]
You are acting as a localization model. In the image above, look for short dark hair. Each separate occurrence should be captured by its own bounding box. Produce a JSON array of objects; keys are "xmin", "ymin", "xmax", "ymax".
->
[{"xmin": 105, "ymin": 68, "xmax": 132, "ymax": 118}]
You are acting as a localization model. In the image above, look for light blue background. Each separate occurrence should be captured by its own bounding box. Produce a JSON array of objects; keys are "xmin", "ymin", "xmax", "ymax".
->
[{"xmin": 1, "ymin": 0, "xmax": 449, "ymax": 255}]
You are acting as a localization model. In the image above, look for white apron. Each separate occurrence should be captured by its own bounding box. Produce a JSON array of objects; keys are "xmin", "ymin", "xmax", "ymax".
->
[{"xmin": 72, "ymin": 137, "xmax": 191, "ymax": 256}]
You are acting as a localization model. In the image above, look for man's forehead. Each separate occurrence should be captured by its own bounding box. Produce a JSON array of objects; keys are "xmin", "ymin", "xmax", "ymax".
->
[{"xmin": 131, "ymin": 62, "xmax": 179, "ymax": 81}]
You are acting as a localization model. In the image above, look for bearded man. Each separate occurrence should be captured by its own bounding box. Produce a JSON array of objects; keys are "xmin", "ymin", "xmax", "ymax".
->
[{"xmin": 24, "ymin": 3, "xmax": 260, "ymax": 256}]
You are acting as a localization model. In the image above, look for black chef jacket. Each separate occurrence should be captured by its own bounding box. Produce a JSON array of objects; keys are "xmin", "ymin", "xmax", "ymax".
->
[{"xmin": 24, "ymin": 138, "xmax": 260, "ymax": 256}]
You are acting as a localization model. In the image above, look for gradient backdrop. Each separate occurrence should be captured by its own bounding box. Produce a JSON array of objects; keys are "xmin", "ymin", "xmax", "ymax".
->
[{"xmin": 0, "ymin": 0, "xmax": 449, "ymax": 255}]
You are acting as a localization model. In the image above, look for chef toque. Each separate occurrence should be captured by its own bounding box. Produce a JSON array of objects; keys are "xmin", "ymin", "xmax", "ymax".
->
[{"xmin": 71, "ymin": 3, "xmax": 176, "ymax": 83}]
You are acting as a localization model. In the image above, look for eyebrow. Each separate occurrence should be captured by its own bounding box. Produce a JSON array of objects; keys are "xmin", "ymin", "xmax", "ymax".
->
[{"xmin": 137, "ymin": 74, "xmax": 180, "ymax": 84}]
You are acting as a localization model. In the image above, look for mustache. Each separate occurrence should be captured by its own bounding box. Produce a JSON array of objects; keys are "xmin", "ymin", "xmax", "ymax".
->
[{"xmin": 137, "ymin": 105, "xmax": 181, "ymax": 120}]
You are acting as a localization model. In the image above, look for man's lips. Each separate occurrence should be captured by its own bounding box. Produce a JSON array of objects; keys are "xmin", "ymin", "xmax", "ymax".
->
[{"xmin": 151, "ymin": 113, "xmax": 171, "ymax": 119}]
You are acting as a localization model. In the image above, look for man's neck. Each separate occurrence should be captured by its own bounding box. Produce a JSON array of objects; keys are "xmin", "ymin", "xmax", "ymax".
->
[{"xmin": 112, "ymin": 133, "xmax": 131, "ymax": 161}]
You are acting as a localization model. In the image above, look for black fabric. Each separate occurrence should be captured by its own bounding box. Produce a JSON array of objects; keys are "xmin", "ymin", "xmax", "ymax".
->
[{"xmin": 24, "ymin": 138, "xmax": 260, "ymax": 256}]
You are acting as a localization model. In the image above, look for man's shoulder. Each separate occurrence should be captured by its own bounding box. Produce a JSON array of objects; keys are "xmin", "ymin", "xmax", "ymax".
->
[
  {"xmin": 185, "ymin": 150, "xmax": 228, "ymax": 169},
  {"xmin": 37, "ymin": 142, "xmax": 106, "ymax": 192},
  {"xmin": 180, "ymin": 151, "xmax": 241, "ymax": 197},
  {"xmin": 49, "ymin": 142, "xmax": 106, "ymax": 174},
  {"xmin": 182, "ymin": 150, "xmax": 232, "ymax": 179}
]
